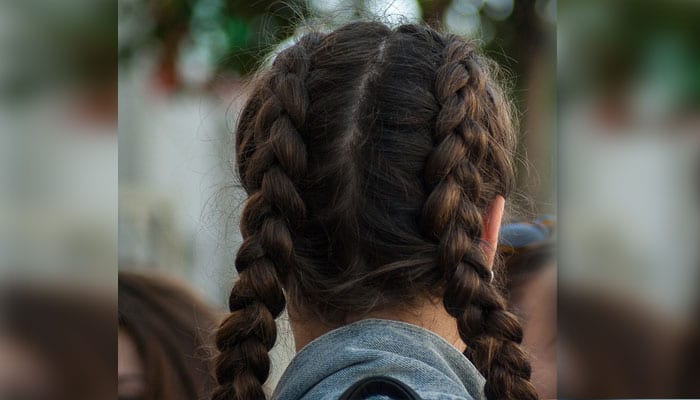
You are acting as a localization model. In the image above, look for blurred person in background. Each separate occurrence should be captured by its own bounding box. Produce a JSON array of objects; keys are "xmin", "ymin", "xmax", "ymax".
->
[
  {"xmin": 118, "ymin": 270, "xmax": 221, "ymax": 400},
  {"xmin": 0, "ymin": 284, "xmax": 115, "ymax": 400},
  {"xmin": 213, "ymin": 20, "xmax": 540, "ymax": 400},
  {"xmin": 557, "ymin": 287, "xmax": 684, "ymax": 398},
  {"xmin": 500, "ymin": 217, "xmax": 688, "ymax": 399},
  {"xmin": 673, "ymin": 161, "xmax": 700, "ymax": 397},
  {"xmin": 499, "ymin": 218, "xmax": 555, "ymax": 399},
  {"xmin": 676, "ymin": 298, "xmax": 700, "ymax": 396},
  {"xmin": 558, "ymin": 0, "xmax": 700, "ymax": 396}
]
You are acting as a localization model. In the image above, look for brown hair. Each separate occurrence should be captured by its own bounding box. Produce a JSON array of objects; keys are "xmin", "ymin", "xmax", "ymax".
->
[
  {"xmin": 118, "ymin": 270, "xmax": 220, "ymax": 400},
  {"xmin": 503, "ymin": 242, "xmax": 555, "ymax": 295},
  {"xmin": 1, "ymin": 284, "xmax": 115, "ymax": 400},
  {"xmin": 214, "ymin": 21, "xmax": 537, "ymax": 400}
]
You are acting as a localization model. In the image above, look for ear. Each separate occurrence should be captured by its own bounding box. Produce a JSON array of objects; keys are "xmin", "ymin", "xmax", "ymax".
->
[{"xmin": 480, "ymin": 195, "xmax": 505, "ymax": 268}]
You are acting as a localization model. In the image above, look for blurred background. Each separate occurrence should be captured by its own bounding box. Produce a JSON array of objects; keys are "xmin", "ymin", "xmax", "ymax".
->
[
  {"xmin": 0, "ymin": 0, "xmax": 116, "ymax": 287},
  {"xmin": 558, "ymin": 0, "xmax": 700, "ymax": 397},
  {"xmin": 3, "ymin": 0, "xmax": 699, "ymax": 398},
  {"xmin": 0, "ymin": 2, "xmax": 117, "ymax": 400}
]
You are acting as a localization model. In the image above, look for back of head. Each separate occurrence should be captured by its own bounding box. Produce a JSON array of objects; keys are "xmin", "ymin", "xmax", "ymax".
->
[{"xmin": 215, "ymin": 21, "xmax": 536, "ymax": 400}]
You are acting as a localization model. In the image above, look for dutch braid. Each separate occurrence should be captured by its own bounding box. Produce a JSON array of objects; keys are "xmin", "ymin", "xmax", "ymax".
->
[
  {"xmin": 425, "ymin": 35, "xmax": 538, "ymax": 400},
  {"xmin": 212, "ymin": 33, "xmax": 323, "ymax": 400}
]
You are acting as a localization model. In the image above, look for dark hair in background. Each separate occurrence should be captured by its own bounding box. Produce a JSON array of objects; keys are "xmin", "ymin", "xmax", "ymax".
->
[
  {"xmin": 1, "ymin": 284, "xmax": 115, "ymax": 400},
  {"xmin": 118, "ymin": 270, "xmax": 219, "ymax": 400},
  {"xmin": 558, "ymin": 288, "xmax": 683, "ymax": 398},
  {"xmin": 214, "ymin": 21, "xmax": 537, "ymax": 400},
  {"xmin": 502, "ymin": 243, "xmax": 554, "ymax": 294},
  {"xmin": 676, "ymin": 306, "xmax": 700, "ymax": 396}
]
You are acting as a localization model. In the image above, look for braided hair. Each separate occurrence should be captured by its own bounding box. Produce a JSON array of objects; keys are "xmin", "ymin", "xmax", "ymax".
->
[{"xmin": 214, "ymin": 21, "xmax": 538, "ymax": 400}]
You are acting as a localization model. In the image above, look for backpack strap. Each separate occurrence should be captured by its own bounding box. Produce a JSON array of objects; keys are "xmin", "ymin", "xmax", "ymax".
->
[{"xmin": 338, "ymin": 376, "xmax": 423, "ymax": 400}]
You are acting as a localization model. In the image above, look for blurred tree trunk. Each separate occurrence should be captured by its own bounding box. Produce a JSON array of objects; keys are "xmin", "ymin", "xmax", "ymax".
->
[{"xmin": 419, "ymin": 0, "xmax": 452, "ymax": 24}]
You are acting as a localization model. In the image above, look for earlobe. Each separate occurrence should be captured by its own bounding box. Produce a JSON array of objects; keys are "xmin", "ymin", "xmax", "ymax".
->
[{"xmin": 481, "ymin": 195, "xmax": 505, "ymax": 268}]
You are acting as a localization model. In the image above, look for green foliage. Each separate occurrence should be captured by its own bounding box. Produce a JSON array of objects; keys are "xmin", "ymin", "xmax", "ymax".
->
[{"xmin": 119, "ymin": 0, "xmax": 553, "ymax": 88}]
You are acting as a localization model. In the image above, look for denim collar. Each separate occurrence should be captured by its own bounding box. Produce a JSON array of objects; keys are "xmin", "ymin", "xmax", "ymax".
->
[{"xmin": 272, "ymin": 318, "xmax": 486, "ymax": 400}]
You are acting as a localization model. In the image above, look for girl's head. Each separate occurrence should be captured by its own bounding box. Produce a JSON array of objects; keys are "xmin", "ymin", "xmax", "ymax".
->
[
  {"xmin": 118, "ymin": 271, "xmax": 219, "ymax": 400},
  {"xmin": 215, "ymin": 21, "xmax": 536, "ymax": 400}
]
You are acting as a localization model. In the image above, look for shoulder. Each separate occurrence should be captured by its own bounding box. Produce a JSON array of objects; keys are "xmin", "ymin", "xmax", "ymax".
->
[
  {"xmin": 363, "ymin": 393, "xmax": 474, "ymax": 400},
  {"xmin": 338, "ymin": 375, "xmax": 477, "ymax": 400},
  {"xmin": 274, "ymin": 320, "xmax": 485, "ymax": 400}
]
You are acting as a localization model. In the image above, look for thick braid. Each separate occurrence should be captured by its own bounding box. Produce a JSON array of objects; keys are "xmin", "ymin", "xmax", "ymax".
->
[
  {"xmin": 424, "ymin": 36, "xmax": 538, "ymax": 400},
  {"xmin": 212, "ymin": 33, "xmax": 322, "ymax": 400}
]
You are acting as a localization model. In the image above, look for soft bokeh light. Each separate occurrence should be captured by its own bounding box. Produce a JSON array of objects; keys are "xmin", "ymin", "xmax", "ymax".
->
[
  {"xmin": 445, "ymin": 0, "xmax": 482, "ymax": 38},
  {"xmin": 483, "ymin": 0, "xmax": 514, "ymax": 21}
]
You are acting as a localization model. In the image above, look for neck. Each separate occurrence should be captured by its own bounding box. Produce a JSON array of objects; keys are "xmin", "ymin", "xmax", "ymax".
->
[{"xmin": 288, "ymin": 297, "xmax": 466, "ymax": 353}]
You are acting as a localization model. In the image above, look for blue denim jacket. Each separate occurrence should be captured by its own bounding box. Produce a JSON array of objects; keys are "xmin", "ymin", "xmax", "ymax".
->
[{"xmin": 272, "ymin": 319, "xmax": 486, "ymax": 400}]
